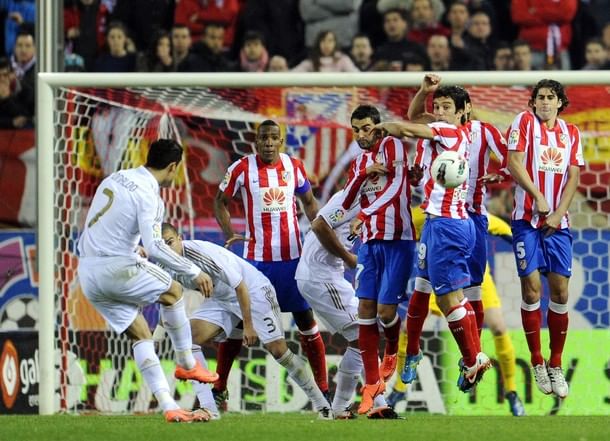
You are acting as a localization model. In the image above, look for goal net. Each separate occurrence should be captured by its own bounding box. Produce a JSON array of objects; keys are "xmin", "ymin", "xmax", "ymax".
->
[{"xmin": 39, "ymin": 73, "xmax": 609, "ymax": 416}]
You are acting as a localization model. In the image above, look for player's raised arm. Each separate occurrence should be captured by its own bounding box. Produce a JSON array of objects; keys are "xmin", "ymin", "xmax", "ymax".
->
[{"xmin": 407, "ymin": 74, "xmax": 440, "ymax": 123}]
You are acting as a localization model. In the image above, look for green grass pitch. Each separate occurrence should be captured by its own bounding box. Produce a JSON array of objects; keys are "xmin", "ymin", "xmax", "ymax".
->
[{"xmin": 1, "ymin": 413, "xmax": 608, "ymax": 441}]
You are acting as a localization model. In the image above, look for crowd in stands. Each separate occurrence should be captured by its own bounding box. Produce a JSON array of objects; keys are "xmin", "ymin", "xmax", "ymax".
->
[{"xmin": 1, "ymin": 0, "xmax": 610, "ymax": 129}]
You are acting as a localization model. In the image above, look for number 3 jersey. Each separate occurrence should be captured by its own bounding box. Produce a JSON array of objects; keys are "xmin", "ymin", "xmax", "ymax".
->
[
  {"xmin": 78, "ymin": 166, "xmax": 200, "ymax": 278},
  {"xmin": 220, "ymin": 153, "xmax": 311, "ymax": 261}
]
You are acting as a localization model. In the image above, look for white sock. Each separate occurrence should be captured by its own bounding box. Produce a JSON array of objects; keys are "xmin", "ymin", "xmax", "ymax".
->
[
  {"xmin": 133, "ymin": 340, "xmax": 178, "ymax": 411},
  {"xmin": 160, "ymin": 297, "xmax": 196, "ymax": 369},
  {"xmin": 192, "ymin": 345, "xmax": 218, "ymax": 412},
  {"xmin": 332, "ymin": 346, "xmax": 362, "ymax": 412},
  {"xmin": 276, "ymin": 350, "xmax": 328, "ymax": 411}
]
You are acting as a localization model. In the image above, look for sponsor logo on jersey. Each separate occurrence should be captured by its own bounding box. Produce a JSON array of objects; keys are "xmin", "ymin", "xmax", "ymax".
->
[
  {"xmin": 328, "ymin": 208, "xmax": 345, "ymax": 224},
  {"xmin": 261, "ymin": 187, "xmax": 288, "ymax": 212},
  {"xmin": 221, "ymin": 171, "xmax": 231, "ymax": 188},
  {"xmin": 539, "ymin": 146, "xmax": 564, "ymax": 173},
  {"xmin": 508, "ymin": 129, "xmax": 519, "ymax": 146},
  {"xmin": 519, "ymin": 259, "xmax": 527, "ymax": 271},
  {"xmin": 362, "ymin": 174, "xmax": 385, "ymax": 194},
  {"xmin": 281, "ymin": 171, "xmax": 292, "ymax": 183},
  {"xmin": 0, "ymin": 340, "xmax": 20, "ymax": 409},
  {"xmin": 559, "ymin": 133, "xmax": 568, "ymax": 146}
]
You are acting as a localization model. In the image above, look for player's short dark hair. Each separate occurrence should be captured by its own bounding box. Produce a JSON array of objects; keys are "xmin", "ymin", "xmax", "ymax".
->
[
  {"xmin": 351, "ymin": 105, "xmax": 381, "ymax": 124},
  {"xmin": 161, "ymin": 222, "xmax": 179, "ymax": 236},
  {"xmin": 145, "ymin": 139, "xmax": 183, "ymax": 169},
  {"xmin": 257, "ymin": 120, "xmax": 280, "ymax": 133},
  {"xmin": 434, "ymin": 85, "xmax": 469, "ymax": 123},
  {"xmin": 529, "ymin": 79, "xmax": 569, "ymax": 113}
]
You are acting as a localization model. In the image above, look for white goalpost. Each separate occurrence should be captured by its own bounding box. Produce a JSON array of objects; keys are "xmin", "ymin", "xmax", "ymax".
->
[{"xmin": 37, "ymin": 71, "xmax": 610, "ymax": 416}]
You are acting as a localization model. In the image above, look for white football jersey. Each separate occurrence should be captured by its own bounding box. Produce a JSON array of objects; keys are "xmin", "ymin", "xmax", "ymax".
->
[
  {"xmin": 78, "ymin": 166, "xmax": 200, "ymax": 279},
  {"xmin": 179, "ymin": 240, "xmax": 272, "ymax": 302},
  {"xmin": 295, "ymin": 191, "xmax": 359, "ymax": 282}
]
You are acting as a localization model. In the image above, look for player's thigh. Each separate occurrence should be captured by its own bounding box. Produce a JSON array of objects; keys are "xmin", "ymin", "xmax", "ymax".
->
[
  {"xmin": 378, "ymin": 240, "xmax": 416, "ymax": 305},
  {"xmin": 467, "ymin": 214, "xmax": 489, "ymax": 285},
  {"xmin": 355, "ymin": 242, "xmax": 380, "ymax": 300},
  {"xmin": 481, "ymin": 265, "xmax": 502, "ymax": 310},
  {"xmin": 427, "ymin": 218, "xmax": 473, "ymax": 296},
  {"xmin": 190, "ymin": 318, "xmax": 224, "ymax": 345},
  {"xmin": 250, "ymin": 285, "xmax": 285, "ymax": 344},
  {"xmin": 542, "ymin": 228, "xmax": 573, "ymax": 278},
  {"xmin": 511, "ymin": 220, "xmax": 545, "ymax": 277},
  {"xmin": 190, "ymin": 299, "xmax": 241, "ymax": 343}
]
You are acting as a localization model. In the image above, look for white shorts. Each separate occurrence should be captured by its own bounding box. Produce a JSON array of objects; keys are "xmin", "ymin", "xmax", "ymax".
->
[
  {"xmin": 190, "ymin": 284, "xmax": 284, "ymax": 344},
  {"xmin": 78, "ymin": 255, "xmax": 172, "ymax": 334},
  {"xmin": 297, "ymin": 278, "xmax": 359, "ymax": 342}
]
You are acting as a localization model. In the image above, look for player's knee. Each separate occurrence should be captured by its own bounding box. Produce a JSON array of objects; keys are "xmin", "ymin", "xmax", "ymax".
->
[
  {"xmin": 377, "ymin": 305, "xmax": 398, "ymax": 324},
  {"xmin": 293, "ymin": 309, "xmax": 315, "ymax": 330},
  {"xmin": 520, "ymin": 276, "xmax": 542, "ymax": 302},
  {"xmin": 265, "ymin": 339, "xmax": 288, "ymax": 359},
  {"xmin": 158, "ymin": 280, "xmax": 183, "ymax": 306}
]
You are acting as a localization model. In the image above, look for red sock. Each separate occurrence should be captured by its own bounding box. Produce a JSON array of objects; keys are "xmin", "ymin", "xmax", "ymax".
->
[
  {"xmin": 214, "ymin": 338, "xmax": 242, "ymax": 391},
  {"xmin": 469, "ymin": 299, "xmax": 484, "ymax": 337},
  {"xmin": 463, "ymin": 300, "xmax": 481, "ymax": 352},
  {"xmin": 521, "ymin": 304, "xmax": 543, "ymax": 366},
  {"xmin": 406, "ymin": 290, "xmax": 430, "ymax": 356},
  {"xmin": 547, "ymin": 306, "xmax": 569, "ymax": 368},
  {"xmin": 446, "ymin": 304, "xmax": 477, "ymax": 366},
  {"xmin": 299, "ymin": 327, "xmax": 329, "ymax": 393},
  {"xmin": 359, "ymin": 320, "xmax": 380, "ymax": 384},
  {"xmin": 382, "ymin": 315, "xmax": 401, "ymax": 355}
]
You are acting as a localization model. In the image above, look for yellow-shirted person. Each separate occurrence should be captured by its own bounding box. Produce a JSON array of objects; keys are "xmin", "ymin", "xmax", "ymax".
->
[{"xmin": 387, "ymin": 206, "xmax": 526, "ymax": 416}]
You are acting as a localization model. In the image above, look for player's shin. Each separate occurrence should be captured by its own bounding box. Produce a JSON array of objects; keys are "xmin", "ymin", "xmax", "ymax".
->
[
  {"xmin": 464, "ymin": 286, "xmax": 484, "ymax": 337},
  {"xmin": 160, "ymin": 297, "xmax": 196, "ymax": 369},
  {"xmin": 406, "ymin": 278, "xmax": 432, "ymax": 356},
  {"xmin": 276, "ymin": 350, "xmax": 329, "ymax": 411},
  {"xmin": 214, "ymin": 338, "xmax": 243, "ymax": 391},
  {"xmin": 445, "ymin": 304, "xmax": 477, "ymax": 366},
  {"xmin": 493, "ymin": 332, "xmax": 517, "ymax": 393},
  {"xmin": 191, "ymin": 345, "xmax": 219, "ymax": 413},
  {"xmin": 461, "ymin": 299, "xmax": 481, "ymax": 352},
  {"xmin": 332, "ymin": 346, "xmax": 362, "ymax": 412},
  {"xmin": 547, "ymin": 301, "xmax": 569, "ymax": 368},
  {"xmin": 358, "ymin": 317, "xmax": 381, "ymax": 385},
  {"xmin": 133, "ymin": 340, "xmax": 179, "ymax": 411},
  {"xmin": 520, "ymin": 301, "xmax": 544, "ymax": 366},
  {"xmin": 298, "ymin": 324, "xmax": 329, "ymax": 394}
]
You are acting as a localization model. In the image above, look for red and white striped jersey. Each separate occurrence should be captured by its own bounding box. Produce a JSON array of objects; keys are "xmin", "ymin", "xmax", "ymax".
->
[
  {"xmin": 220, "ymin": 153, "xmax": 311, "ymax": 261},
  {"xmin": 507, "ymin": 111, "xmax": 585, "ymax": 229},
  {"xmin": 465, "ymin": 120, "xmax": 508, "ymax": 215},
  {"xmin": 419, "ymin": 122, "xmax": 471, "ymax": 219},
  {"xmin": 340, "ymin": 136, "xmax": 415, "ymax": 243}
]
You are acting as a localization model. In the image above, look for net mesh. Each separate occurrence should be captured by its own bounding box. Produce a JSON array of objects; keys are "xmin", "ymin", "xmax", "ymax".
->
[{"xmin": 51, "ymin": 83, "xmax": 610, "ymax": 415}]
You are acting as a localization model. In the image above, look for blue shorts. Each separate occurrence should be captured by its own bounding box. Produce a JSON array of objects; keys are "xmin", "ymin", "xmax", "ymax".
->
[
  {"xmin": 355, "ymin": 240, "xmax": 415, "ymax": 305},
  {"xmin": 248, "ymin": 259, "xmax": 310, "ymax": 313},
  {"xmin": 467, "ymin": 213, "xmax": 489, "ymax": 285},
  {"xmin": 416, "ymin": 216, "xmax": 474, "ymax": 295},
  {"xmin": 510, "ymin": 220, "xmax": 573, "ymax": 277}
]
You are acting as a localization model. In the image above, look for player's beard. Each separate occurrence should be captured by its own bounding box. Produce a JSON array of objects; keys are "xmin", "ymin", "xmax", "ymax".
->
[{"xmin": 357, "ymin": 133, "xmax": 380, "ymax": 150}]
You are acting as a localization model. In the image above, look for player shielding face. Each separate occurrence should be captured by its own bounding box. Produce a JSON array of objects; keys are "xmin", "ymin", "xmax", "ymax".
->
[
  {"xmin": 377, "ymin": 85, "xmax": 491, "ymax": 394},
  {"xmin": 213, "ymin": 119, "xmax": 329, "ymax": 403},
  {"xmin": 507, "ymin": 79, "xmax": 584, "ymax": 399},
  {"xmin": 161, "ymin": 224, "xmax": 333, "ymax": 419},
  {"xmin": 77, "ymin": 139, "xmax": 218, "ymax": 423}
]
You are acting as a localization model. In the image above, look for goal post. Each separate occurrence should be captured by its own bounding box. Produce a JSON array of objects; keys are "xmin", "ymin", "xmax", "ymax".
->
[{"xmin": 37, "ymin": 71, "xmax": 610, "ymax": 415}]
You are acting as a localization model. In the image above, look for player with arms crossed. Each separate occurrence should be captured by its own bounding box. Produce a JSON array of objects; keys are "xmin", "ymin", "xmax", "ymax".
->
[
  {"xmin": 161, "ymin": 223, "xmax": 333, "ymax": 419},
  {"xmin": 339, "ymin": 105, "xmax": 416, "ymax": 414},
  {"xmin": 296, "ymin": 190, "xmax": 399, "ymax": 419},
  {"xmin": 214, "ymin": 120, "xmax": 328, "ymax": 405},
  {"xmin": 77, "ymin": 139, "xmax": 218, "ymax": 423},
  {"xmin": 377, "ymin": 86, "xmax": 491, "ymax": 394},
  {"xmin": 507, "ymin": 79, "xmax": 584, "ymax": 399}
]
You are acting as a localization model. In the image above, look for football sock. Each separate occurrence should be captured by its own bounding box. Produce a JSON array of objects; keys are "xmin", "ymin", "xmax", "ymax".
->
[
  {"xmin": 462, "ymin": 299, "xmax": 481, "ymax": 352},
  {"xmin": 277, "ymin": 350, "xmax": 328, "ymax": 411},
  {"xmin": 380, "ymin": 313, "xmax": 401, "ymax": 355},
  {"xmin": 406, "ymin": 278, "xmax": 432, "ymax": 356},
  {"xmin": 191, "ymin": 345, "xmax": 218, "ymax": 412},
  {"xmin": 214, "ymin": 338, "xmax": 242, "ymax": 391},
  {"xmin": 521, "ymin": 301, "xmax": 543, "ymax": 366},
  {"xmin": 298, "ymin": 324, "xmax": 329, "ymax": 393},
  {"xmin": 446, "ymin": 304, "xmax": 477, "ymax": 366},
  {"xmin": 133, "ymin": 340, "xmax": 178, "ymax": 411},
  {"xmin": 358, "ymin": 318, "xmax": 381, "ymax": 385},
  {"xmin": 393, "ymin": 330, "xmax": 408, "ymax": 393},
  {"xmin": 493, "ymin": 332, "xmax": 517, "ymax": 393},
  {"xmin": 160, "ymin": 297, "xmax": 196, "ymax": 369},
  {"xmin": 464, "ymin": 286, "xmax": 484, "ymax": 337},
  {"xmin": 547, "ymin": 301, "xmax": 569, "ymax": 368},
  {"xmin": 332, "ymin": 346, "xmax": 362, "ymax": 412}
]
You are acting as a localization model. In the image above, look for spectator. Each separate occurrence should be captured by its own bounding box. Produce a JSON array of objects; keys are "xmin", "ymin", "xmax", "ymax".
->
[
  {"xmin": 191, "ymin": 23, "xmax": 235, "ymax": 72},
  {"xmin": 239, "ymin": 31, "xmax": 269, "ymax": 72},
  {"xmin": 511, "ymin": 0, "xmax": 578, "ymax": 69},
  {"xmin": 602, "ymin": 22, "xmax": 610, "ymax": 49},
  {"xmin": 10, "ymin": 30, "xmax": 34, "ymax": 116},
  {"xmin": 64, "ymin": 0, "xmax": 111, "ymax": 71},
  {"xmin": 512, "ymin": 39, "xmax": 533, "ymax": 70},
  {"xmin": 136, "ymin": 30, "xmax": 175, "ymax": 72},
  {"xmin": 174, "ymin": 0, "xmax": 241, "ymax": 49},
  {"xmin": 403, "ymin": 53, "xmax": 427, "ymax": 70},
  {"xmin": 171, "ymin": 24, "xmax": 204, "ymax": 72},
  {"xmin": 268, "ymin": 55, "xmax": 289, "ymax": 72},
  {"xmin": 299, "ymin": 0, "xmax": 362, "ymax": 50},
  {"xmin": 426, "ymin": 33, "xmax": 480, "ymax": 70},
  {"xmin": 0, "ymin": 57, "xmax": 29, "ymax": 129},
  {"xmin": 581, "ymin": 38, "xmax": 608, "ymax": 69},
  {"xmin": 445, "ymin": 0, "xmax": 469, "ymax": 49},
  {"xmin": 292, "ymin": 30, "xmax": 359, "ymax": 72},
  {"xmin": 93, "ymin": 21, "xmax": 136, "ymax": 72},
  {"xmin": 373, "ymin": 8, "xmax": 427, "ymax": 70},
  {"xmin": 359, "ymin": 0, "xmax": 385, "ymax": 48},
  {"xmin": 493, "ymin": 41, "xmax": 513, "ymax": 70},
  {"xmin": 463, "ymin": 10, "xmax": 495, "ymax": 69},
  {"xmin": 240, "ymin": 0, "xmax": 305, "ymax": 66},
  {"xmin": 350, "ymin": 33, "xmax": 374, "ymax": 71},
  {"xmin": 1, "ymin": 0, "xmax": 35, "ymax": 58},
  {"xmin": 111, "ymin": 0, "xmax": 175, "ymax": 52},
  {"xmin": 408, "ymin": 0, "xmax": 450, "ymax": 45}
]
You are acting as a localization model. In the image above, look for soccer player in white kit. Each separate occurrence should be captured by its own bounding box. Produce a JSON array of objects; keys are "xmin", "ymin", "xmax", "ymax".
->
[
  {"xmin": 161, "ymin": 223, "xmax": 333, "ymax": 419},
  {"xmin": 295, "ymin": 191, "xmax": 399, "ymax": 419},
  {"xmin": 77, "ymin": 139, "xmax": 219, "ymax": 423}
]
